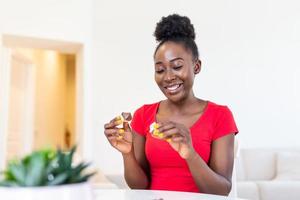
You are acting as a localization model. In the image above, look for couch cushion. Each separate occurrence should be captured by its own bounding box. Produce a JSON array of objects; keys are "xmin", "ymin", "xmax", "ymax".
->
[
  {"xmin": 237, "ymin": 181, "xmax": 260, "ymax": 200},
  {"xmin": 241, "ymin": 149, "xmax": 276, "ymax": 180},
  {"xmin": 275, "ymin": 151, "xmax": 300, "ymax": 180},
  {"xmin": 258, "ymin": 181, "xmax": 300, "ymax": 200}
]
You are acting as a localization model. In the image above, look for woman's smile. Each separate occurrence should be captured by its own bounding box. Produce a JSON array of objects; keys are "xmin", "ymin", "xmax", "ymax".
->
[{"xmin": 164, "ymin": 83, "xmax": 183, "ymax": 95}]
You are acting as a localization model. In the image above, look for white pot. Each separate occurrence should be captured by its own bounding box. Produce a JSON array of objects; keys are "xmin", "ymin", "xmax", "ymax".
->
[{"xmin": 0, "ymin": 182, "xmax": 93, "ymax": 200}]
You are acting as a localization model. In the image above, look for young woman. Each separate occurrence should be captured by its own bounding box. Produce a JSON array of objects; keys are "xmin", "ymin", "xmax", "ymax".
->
[{"xmin": 104, "ymin": 14, "xmax": 238, "ymax": 195}]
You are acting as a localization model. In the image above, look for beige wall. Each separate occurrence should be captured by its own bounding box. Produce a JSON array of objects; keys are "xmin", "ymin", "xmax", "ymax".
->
[{"xmin": 34, "ymin": 50, "xmax": 66, "ymax": 149}]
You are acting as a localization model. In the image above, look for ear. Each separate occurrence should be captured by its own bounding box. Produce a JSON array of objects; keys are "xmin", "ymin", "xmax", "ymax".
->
[{"xmin": 194, "ymin": 59, "xmax": 201, "ymax": 74}]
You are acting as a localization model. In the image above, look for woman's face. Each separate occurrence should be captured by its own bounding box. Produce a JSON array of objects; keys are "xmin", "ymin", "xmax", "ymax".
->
[{"xmin": 154, "ymin": 41, "xmax": 200, "ymax": 103}]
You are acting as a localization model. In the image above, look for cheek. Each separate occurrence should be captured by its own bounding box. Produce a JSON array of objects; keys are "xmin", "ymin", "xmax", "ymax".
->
[
  {"xmin": 181, "ymin": 71, "xmax": 195, "ymax": 85},
  {"xmin": 179, "ymin": 70, "xmax": 191, "ymax": 79},
  {"xmin": 154, "ymin": 74, "xmax": 161, "ymax": 85}
]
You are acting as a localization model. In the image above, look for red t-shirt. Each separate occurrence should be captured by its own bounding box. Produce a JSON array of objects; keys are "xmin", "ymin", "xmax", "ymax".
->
[{"xmin": 130, "ymin": 101, "xmax": 238, "ymax": 193}]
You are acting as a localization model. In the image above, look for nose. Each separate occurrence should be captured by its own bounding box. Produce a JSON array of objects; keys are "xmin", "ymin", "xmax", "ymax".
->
[{"xmin": 164, "ymin": 68, "xmax": 175, "ymax": 82}]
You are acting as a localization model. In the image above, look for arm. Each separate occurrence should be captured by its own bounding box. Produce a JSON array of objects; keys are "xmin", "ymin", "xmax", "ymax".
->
[
  {"xmin": 123, "ymin": 131, "xmax": 150, "ymax": 189},
  {"xmin": 186, "ymin": 134, "xmax": 234, "ymax": 195},
  {"xmin": 157, "ymin": 121, "xmax": 234, "ymax": 195}
]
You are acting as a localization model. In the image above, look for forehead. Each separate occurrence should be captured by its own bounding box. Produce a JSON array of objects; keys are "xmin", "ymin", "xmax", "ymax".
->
[{"xmin": 154, "ymin": 41, "xmax": 192, "ymax": 62}]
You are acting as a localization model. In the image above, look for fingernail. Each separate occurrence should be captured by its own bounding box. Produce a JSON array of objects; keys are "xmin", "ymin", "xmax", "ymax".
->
[
  {"xmin": 116, "ymin": 116, "xmax": 122, "ymax": 120},
  {"xmin": 116, "ymin": 120, "xmax": 123, "ymax": 125}
]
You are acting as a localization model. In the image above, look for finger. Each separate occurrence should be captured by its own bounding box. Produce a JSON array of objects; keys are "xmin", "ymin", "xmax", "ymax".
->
[
  {"xmin": 104, "ymin": 128, "xmax": 118, "ymax": 136},
  {"xmin": 157, "ymin": 122, "xmax": 176, "ymax": 132},
  {"xmin": 108, "ymin": 132, "xmax": 131, "ymax": 144},
  {"xmin": 104, "ymin": 122, "xmax": 116, "ymax": 129},
  {"xmin": 160, "ymin": 127, "xmax": 180, "ymax": 139},
  {"xmin": 110, "ymin": 115, "xmax": 122, "ymax": 123},
  {"xmin": 107, "ymin": 134, "xmax": 117, "ymax": 141},
  {"xmin": 106, "ymin": 132, "xmax": 124, "ymax": 143},
  {"xmin": 150, "ymin": 128, "xmax": 170, "ymax": 139},
  {"xmin": 123, "ymin": 122, "xmax": 131, "ymax": 131},
  {"xmin": 109, "ymin": 116, "xmax": 123, "ymax": 126},
  {"xmin": 105, "ymin": 129, "xmax": 126, "ymax": 142},
  {"xmin": 169, "ymin": 135, "xmax": 185, "ymax": 142},
  {"xmin": 114, "ymin": 119, "xmax": 123, "ymax": 126}
]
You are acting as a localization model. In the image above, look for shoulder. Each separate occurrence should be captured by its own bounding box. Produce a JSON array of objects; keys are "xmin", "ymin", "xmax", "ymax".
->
[
  {"xmin": 206, "ymin": 101, "xmax": 238, "ymax": 139},
  {"xmin": 205, "ymin": 101, "xmax": 236, "ymax": 124},
  {"xmin": 134, "ymin": 102, "xmax": 160, "ymax": 116},
  {"xmin": 207, "ymin": 101, "xmax": 232, "ymax": 115}
]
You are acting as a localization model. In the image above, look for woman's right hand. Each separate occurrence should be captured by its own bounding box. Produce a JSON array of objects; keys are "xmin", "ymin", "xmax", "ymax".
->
[{"xmin": 104, "ymin": 117, "xmax": 133, "ymax": 154}]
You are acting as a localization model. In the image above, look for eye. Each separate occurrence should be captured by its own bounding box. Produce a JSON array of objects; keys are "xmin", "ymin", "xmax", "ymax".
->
[
  {"xmin": 173, "ymin": 65, "xmax": 183, "ymax": 70},
  {"xmin": 155, "ymin": 69, "xmax": 164, "ymax": 74}
]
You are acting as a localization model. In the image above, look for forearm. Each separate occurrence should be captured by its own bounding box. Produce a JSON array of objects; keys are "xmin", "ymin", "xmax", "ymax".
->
[
  {"xmin": 122, "ymin": 152, "xmax": 149, "ymax": 189},
  {"xmin": 186, "ymin": 151, "xmax": 231, "ymax": 195}
]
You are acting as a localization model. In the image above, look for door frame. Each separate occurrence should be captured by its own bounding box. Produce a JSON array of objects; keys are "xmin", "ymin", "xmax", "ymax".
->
[
  {"xmin": 9, "ymin": 50, "xmax": 36, "ymax": 157},
  {"xmin": 0, "ymin": 39, "xmax": 11, "ymax": 169},
  {"xmin": 0, "ymin": 34, "xmax": 85, "ymax": 168}
]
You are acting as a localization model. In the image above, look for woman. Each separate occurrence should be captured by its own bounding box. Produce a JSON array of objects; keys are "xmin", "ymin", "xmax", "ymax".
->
[{"xmin": 104, "ymin": 14, "xmax": 238, "ymax": 195}]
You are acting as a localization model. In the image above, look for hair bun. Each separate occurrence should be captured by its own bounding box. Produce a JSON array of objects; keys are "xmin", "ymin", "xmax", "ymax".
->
[{"xmin": 154, "ymin": 14, "xmax": 195, "ymax": 42}]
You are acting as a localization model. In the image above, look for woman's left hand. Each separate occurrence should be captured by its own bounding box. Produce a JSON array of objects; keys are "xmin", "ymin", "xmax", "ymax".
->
[{"xmin": 155, "ymin": 121, "xmax": 196, "ymax": 159}]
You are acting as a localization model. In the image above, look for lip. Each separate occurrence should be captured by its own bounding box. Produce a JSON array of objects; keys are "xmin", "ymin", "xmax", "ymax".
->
[{"xmin": 164, "ymin": 83, "xmax": 183, "ymax": 95}]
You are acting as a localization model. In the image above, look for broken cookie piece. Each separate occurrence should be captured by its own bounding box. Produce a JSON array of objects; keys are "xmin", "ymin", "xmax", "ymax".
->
[
  {"xmin": 116, "ymin": 112, "xmax": 132, "ymax": 129},
  {"xmin": 150, "ymin": 122, "xmax": 164, "ymax": 139},
  {"xmin": 121, "ymin": 112, "xmax": 132, "ymax": 122}
]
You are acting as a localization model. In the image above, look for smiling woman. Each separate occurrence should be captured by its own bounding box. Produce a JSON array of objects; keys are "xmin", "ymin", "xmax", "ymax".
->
[
  {"xmin": 154, "ymin": 41, "xmax": 200, "ymax": 103},
  {"xmin": 104, "ymin": 14, "xmax": 239, "ymax": 196}
]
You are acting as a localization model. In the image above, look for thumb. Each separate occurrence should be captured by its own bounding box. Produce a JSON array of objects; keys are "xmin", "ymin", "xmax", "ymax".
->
[{"xmin": 123, "ymin": 122, "xmax": 131, "ymax": 132}]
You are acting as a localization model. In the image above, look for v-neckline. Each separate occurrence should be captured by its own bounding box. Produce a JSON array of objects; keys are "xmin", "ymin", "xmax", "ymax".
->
[{"xmin": 153, "ymin": 100, "xmax": 210, "ymax": 129}]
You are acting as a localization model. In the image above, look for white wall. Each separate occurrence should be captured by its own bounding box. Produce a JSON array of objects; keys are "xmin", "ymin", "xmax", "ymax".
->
[{"xmin": 92, "ymin": 0, "xmax": 300, "ymax": 175}]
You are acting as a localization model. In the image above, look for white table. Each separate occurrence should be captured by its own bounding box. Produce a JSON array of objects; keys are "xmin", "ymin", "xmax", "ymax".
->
[{"xmin": 94, "ymin": 189, "xmax": 246, "ymax": 200}]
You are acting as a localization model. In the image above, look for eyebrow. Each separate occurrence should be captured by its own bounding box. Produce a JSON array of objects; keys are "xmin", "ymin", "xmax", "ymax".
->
[{"xmin": 155, "ymin": 57, "xmax": 184, "ymax": 65}]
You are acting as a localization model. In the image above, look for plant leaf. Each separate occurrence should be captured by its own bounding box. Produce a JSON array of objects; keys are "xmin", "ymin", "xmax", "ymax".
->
[
  {"xmin": 65, "ymin": 145, "xmax": 76, "ymax": 167},
  {"xmin": 24, "ymin": 153, "xmax": 46, "ymax": 186},
  {"xmin": 47, "ymin": 172, "xmax": 69, "ymax": 186},
  {"xmin": 71, "ymin": 172, "xmax": 96, "ymax": 183},
  {"xmin": 8, "ymin": 162, "xmax": 26, "ymax": 186}
]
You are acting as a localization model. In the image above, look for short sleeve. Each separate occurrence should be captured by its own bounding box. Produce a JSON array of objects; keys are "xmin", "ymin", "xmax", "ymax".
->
[
  {"xmin": 212, "ymin": 106, "xmax": 239, "ymax": 141},
  {"xmin": 130, "ymin": 105, "xmax": 146, "ymax": 136}
]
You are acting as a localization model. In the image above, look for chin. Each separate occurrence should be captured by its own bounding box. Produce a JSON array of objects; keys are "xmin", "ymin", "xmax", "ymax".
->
[{"xmin": 166, "ymin": 94, "xmax": 186, "ymax": 103}]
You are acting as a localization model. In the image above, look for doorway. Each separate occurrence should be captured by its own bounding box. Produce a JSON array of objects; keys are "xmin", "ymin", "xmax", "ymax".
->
[{"xmin": 0, "ymin": 34, "xmax": 83, "ymax": 167}]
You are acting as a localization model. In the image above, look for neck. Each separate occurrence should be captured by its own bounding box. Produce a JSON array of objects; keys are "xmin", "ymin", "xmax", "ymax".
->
[{"xmin": 165, "ymin": 92, "xmax": 200, "ymax": 114}]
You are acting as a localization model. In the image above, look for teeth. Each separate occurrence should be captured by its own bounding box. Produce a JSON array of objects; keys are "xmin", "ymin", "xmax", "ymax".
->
[{"xmin": 167, "ymin": 84, "xmax": 180, "ymax": 91}]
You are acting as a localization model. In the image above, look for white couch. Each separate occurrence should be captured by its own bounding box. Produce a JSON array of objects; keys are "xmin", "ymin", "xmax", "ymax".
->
[{"xmin": 236, "ymin": 148, "xmax": 300, "ymax": 200}]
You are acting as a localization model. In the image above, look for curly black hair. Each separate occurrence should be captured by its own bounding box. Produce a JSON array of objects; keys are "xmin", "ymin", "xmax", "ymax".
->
[{"xmin": 154, "ymin": 14, "xmax": 199, "ymax": 60}]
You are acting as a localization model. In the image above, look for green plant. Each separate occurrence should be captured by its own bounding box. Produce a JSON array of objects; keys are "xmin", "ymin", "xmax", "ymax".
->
[{"xmin": 0, "ymin": 146, "xmax": 95, "ymax": 187}]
